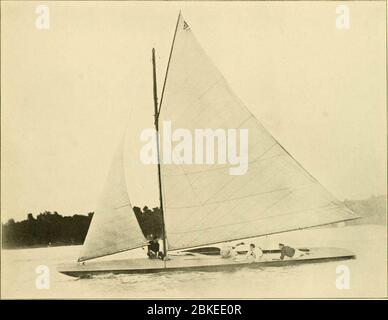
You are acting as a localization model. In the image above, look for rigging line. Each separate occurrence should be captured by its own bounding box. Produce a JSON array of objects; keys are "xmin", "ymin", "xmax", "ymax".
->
[
  {"xmin": 158, "ymin": 11, "xmax": 181, "ymax": 116},
  {"xmin": 170, "ymin": 202, "xmax": 337, "ymax": 235}
]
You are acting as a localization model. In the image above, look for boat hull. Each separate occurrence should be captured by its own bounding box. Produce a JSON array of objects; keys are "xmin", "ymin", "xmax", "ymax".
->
[{"xmin": 57, "ymin": 247, "xmax": 355, "ymax": 278}]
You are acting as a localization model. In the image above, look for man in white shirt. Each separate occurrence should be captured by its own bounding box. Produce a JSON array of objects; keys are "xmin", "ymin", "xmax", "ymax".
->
[{"xmin": 246, "ymin": 243, "xmax": 264, "ymax": 262}]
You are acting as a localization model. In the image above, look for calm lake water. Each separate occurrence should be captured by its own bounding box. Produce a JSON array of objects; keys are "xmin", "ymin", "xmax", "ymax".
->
[{"xmin": 1, "ymin": 225, "xmax": 386, "ymax": 299}]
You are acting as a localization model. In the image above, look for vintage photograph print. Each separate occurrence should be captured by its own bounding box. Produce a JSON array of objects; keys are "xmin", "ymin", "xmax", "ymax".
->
[{"xmin": 1, "ymin": 1, "xmax": 386, "ymax": 299}]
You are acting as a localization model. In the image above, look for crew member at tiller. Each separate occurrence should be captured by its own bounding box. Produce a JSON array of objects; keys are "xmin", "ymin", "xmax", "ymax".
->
[
  {"xmin": 278, "ymin": 243, "xmax": 296, "ymax": 260},
  {"xmin": 147, "ymin": 234, "xmax": 160, "ymax": 259}
]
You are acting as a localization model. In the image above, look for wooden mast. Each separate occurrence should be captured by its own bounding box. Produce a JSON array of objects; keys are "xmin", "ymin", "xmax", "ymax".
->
[{"xmin": 152, "ymin": 48, "xmax": 168, "ymax": 261}]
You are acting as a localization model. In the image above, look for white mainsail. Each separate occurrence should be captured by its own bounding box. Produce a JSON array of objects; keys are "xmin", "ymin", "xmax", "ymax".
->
[
  {"xmin": 159, "ymin": 14, "xmax": 359, "ymax": 251},
  {"xmin": 78, "ymin": 138, "xmax": 147, "ymax": 262}
]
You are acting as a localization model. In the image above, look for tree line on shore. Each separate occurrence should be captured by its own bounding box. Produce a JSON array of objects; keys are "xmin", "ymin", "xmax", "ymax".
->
[
  {"xmin": 2, "ymin": 195, "xmax": 386, "ymax": 249},
  {"xmin": 1, "ymin": 206, "xmax": 163, "ymax": 249}
]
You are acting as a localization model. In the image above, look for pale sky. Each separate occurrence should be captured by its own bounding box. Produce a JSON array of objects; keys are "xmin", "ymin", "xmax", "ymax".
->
[{"xmin": 1, "ymin": 1, "xmax": 386, "ymax": 222}]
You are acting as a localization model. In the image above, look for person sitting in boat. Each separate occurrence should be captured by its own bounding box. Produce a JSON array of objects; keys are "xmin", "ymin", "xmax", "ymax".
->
[
  {"xmin": 244, "ymin": 243, "xmax": 264, "ymax": 262},
  {"xmin": 245, "ymin": 243, "xmax": 257, "ymax": 262},
  {"xmin": 147, "ymin": 234, "xmax": 160, "ymax": 259},
  {"xmin": 255, "ymin": 245, "xmax": 264, "ymax": 260},
  {"xmin": 220, "ymin": 241, "xmax": 245, "ymax": 258},
  {"xmin": 278, "ymin": 243, "xmax": 305, "ymax": 260}
]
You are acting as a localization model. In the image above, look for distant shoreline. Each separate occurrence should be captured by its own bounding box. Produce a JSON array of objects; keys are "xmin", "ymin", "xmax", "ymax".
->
[
  {"xmin": 1, "ymin": 206, "xmax": 162, "ymax": 250},
  {"xmin": 1, "ymin": 243, "xmax": 83, "ymax": 250},
  {"xmin": 2, "ymin": 223, "xmax": 386, "ymax": 252},
  {"xmin": 2, "ymin": 196, "xmax": 386, "ymax": 250}
]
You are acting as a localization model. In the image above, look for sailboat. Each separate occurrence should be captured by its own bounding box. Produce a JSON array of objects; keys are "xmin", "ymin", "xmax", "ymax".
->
[{"xmin": 58, "ymin": 13, "xmax": 359, "ymax": 278}]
